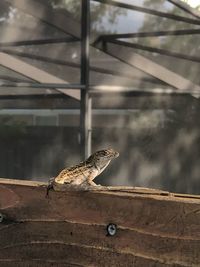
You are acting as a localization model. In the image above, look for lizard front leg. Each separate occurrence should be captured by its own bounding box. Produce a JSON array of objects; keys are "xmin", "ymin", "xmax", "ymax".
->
[
  {"xmin": 87, "ymin": 180, "xmax": 97, "ymax": 186},
  {"xmin": 78, "ymin": 169, "xmax": 98, "ymax": 188},
  {"xmin": 85, "ymin": 168, "xmax": 99, "ymax": 186}
]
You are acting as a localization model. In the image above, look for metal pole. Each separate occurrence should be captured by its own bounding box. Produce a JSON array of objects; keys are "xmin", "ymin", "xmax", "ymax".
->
[{"xmin": 80, "ymin": 0, "xmax": 92, "ymax": 160}]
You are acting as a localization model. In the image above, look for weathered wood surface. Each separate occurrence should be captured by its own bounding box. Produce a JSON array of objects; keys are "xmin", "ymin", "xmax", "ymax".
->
[{"xmin": 0, "ymin": 178, "xmax": 200, "ymax": 266}]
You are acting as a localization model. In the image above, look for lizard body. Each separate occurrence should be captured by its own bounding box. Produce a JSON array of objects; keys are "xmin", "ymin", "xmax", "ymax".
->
[{"xmin": 46, "ymin": 148, "xmax": 119, "ymax": 195}]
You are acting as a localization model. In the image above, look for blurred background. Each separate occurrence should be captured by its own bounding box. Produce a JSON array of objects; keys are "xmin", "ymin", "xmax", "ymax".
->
[{"xmin": 0, "ymin": 0, "xmax": 200, "ymax": 194}]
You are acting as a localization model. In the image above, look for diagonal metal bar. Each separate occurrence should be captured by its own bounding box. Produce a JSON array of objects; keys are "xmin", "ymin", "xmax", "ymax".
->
[
  {"xmin": 167, "ymin": 0, "xmax": 200, "ymax": 19},
  {"xmin": 2, "ymin": 49, "xmax": 165, "ymax": 85},
  {"xmin": 0, "ymin": 52, "xmax": 80, "ymax": 100},
  {"xmin": 93, "ymin": 0, "xmax": 200, "ymax": 25},
  {"xmin": 0, "ymin": 37, "xmax": 79, "ymax": 48},
  {"xmin": 95, "ymin": 40, "xmax": 200, "ymax": 92},
  {"xmin": 2, "ymin": 49, "xmax": 80, "ymax": 67},
  {"xmin": 94, "ymin": 29, "xmax": 200, "ymax": 43},
  {"xmin": 0, "ymin": 82, "xmax": 84, "ymax": 89},
  {"xmin": 108, "ymin": 39, "xmax": 200, "ymax": 64}
]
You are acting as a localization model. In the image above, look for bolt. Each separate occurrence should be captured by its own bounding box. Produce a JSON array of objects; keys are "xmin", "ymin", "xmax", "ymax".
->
[{"xmin": 107, "ymin": 223, "xmax": 117, "ymax": 236}]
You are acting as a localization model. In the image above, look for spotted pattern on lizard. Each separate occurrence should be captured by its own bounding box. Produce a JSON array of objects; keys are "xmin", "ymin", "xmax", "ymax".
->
[{"xmin": 46, "ymin": 148, "xmax": 119, "ymax": 196}]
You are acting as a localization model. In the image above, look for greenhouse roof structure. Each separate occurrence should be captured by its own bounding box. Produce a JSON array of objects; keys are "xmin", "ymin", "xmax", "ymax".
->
[{"xmin": 0, "ymin": 0, "xmax": 200, "ymax": 156}]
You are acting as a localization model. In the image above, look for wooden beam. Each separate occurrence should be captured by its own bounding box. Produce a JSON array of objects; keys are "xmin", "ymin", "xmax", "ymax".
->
[
  {"xmin": 97, "ymin": 41, "xmax": 200, "ymax": 92},
  {"xmin": 0, "ymin": 52, "xmax": 80, "ymax": 100},
  {"xmin": 0, "ymin": 178, "xmax": 200, "ymax": 266}
]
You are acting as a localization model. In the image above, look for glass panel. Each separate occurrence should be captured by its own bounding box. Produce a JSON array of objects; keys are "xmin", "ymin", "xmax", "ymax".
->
[
  {"xmin": 89, "ymin": 0, "xmax": 200, "ymax": 195},
  {"xmin": 128, "ymin": 47, "xmax": 200, "ymax": 85},
  {"xmin": 113, "ymin": 0, "xmax": 200, "ymax": 17},
  {"xmin": 35, "ymin": 0, "xmax": 82, "ymax": 20},
  {"xmin": 125, "ymin": 34, "xmax": 200, "ymax": 57},
  {"xmin": 7, "ymin": 42, "xmax": 80, "ymax": 66},
  {"xmin": 90, "ymin": 46, "xmax": 169, "ymax": 88},
  {"xmin": 11, "ymin": 55, "xmax": 80, "ymax": 84},
  {"xmin": 90, "ymin": 71, "xmax": 172, "ymax": 89},
  {"xmin": 91, "ymin": 0, "xmax": 200, "ymax": 41},
  {"xmin": 5, "ymin": 42, "xmax": 80, "ymax": 83},
  {"xmin": 179, "ymin": 0, "xmax": 200, "ymax": 10},
  {"xmin": 0, "ymin": 3, "xmax": 70, "ymax": 42},
  {"xmin": 0, "ymin": 0, "xmax": 81, "ymax": 84}
]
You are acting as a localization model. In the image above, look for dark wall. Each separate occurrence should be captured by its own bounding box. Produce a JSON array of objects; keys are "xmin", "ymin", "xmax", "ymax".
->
[{"xmin": 0, "ymin": 127, "xmax": 80, "ymax": 180}]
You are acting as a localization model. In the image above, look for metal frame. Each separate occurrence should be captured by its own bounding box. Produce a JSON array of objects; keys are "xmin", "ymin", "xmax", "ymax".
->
[
  {"xmin": 0, "ymin": 82, "xmax": 84, "ymax": 89},
  {"xmin": 93, "ymin": 0, "xmax": 200, "ymax": 25},
  {"xmin": 0, "ymin": 52, "xmax": 80, "ymax": 100},
  {"xmin": 80, "ymin": 0, "xmax": 92, "ymax": 159},
  {"xmin": 0, "ymin": 37, "xmax": 79, "ymax": 47},
  {"xmin": 94, "ymin": 29, "xmax": 200, "ymax": 41},
  {"xmin": 100, "ymin": 39, "xmax": 200, "ymax": 64},
  {"xmin": 2, "ymin": 49, "xmax": 167, "ymax": 85},
  {"xmin": 0, "ymin": 0, "xmax": 200, "ymax": 157},
  {"xmin": 95, "ymin": 41, "xmax": 200, "ymax": 92}
]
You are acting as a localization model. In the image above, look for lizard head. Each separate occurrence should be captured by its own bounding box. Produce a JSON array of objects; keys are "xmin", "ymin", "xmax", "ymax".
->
[{"xmin": 86, "ymin": 148, "xmax": 119, "ymax": 173}]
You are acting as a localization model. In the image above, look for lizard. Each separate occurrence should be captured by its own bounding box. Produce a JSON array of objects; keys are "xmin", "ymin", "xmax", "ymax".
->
[{"xmin": 46, "ymin": 148, "xmax": 119, "ymax": 196}]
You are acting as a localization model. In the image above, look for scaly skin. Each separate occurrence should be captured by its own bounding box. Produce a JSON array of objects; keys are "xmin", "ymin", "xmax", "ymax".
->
[{"xmin": 46, "ymin": 148, "xmax": 119, "ymax": 196}]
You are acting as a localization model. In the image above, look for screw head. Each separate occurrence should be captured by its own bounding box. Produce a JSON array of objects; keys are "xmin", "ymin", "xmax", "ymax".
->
[{"xmin": 107, "ymin": 223, "xmax": 117, "ymax": 236}]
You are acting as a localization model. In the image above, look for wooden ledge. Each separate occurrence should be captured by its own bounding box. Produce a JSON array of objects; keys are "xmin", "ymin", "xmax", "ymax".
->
[
  {"xmin": 0, "ymin": 178, "xmax": 46, "ymax": 187},
  {"xmin": 0, "ymin": 177, "xmax": 199, "ymax": 201},
  {"xmin": 0, "ymin": 178, "xmax": 200, "ymax": 266}
]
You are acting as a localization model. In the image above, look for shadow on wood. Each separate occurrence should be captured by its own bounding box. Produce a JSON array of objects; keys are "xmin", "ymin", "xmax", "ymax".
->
[{"xmin": 0, "ymin": 178, "xmax": 200, "ymax": 266}]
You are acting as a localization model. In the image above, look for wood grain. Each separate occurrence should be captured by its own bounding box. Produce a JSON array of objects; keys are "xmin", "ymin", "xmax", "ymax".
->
[{"xmin": 0, "ymin": 178, "xmax": 200, "ymax": 266}]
